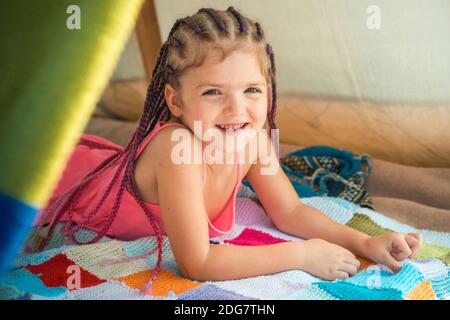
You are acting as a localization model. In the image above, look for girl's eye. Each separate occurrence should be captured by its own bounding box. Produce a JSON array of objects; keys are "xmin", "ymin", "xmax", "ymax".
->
[
  {"xmin": 245, "ymin": 87, "xmax": 262, "ymax": 94},
  {"xmin": 202, "ymin": 89, "xmax": 222, "ymax": 96}
]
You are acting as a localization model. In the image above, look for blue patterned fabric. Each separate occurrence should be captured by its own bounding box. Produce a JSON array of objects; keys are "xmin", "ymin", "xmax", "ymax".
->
[{"xmin": 243, "ymin": 145, "xmax": 374, "ymax": 209}]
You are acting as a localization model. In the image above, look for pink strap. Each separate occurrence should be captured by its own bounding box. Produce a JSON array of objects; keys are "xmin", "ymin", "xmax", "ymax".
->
[
  {"xmin": 202, "ymin": 159, "xmax": 207, "ymax": 187},
  {"xmin": 136, "ymin": 122, "xmax": 185, "ymax": 158},
  {"xmin": 137, "ymin": 121, "xmax": 207, "ymax": 185}
]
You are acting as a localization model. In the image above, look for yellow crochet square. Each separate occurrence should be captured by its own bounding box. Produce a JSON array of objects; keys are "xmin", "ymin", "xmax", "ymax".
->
[{"xmin": 65, "ymin": 240, "xmax": 148, "ymax": 279}]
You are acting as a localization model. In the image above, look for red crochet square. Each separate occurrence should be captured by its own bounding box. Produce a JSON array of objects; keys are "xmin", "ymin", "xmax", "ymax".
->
[{"xmin": 26, "ymin": 253, "xmax": 105, "ymax": 290}]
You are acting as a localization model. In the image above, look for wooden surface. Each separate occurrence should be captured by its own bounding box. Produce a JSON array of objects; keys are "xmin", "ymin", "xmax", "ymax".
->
[
  {"xmin": 276, "ymin": 95, "xmax": 450, "ymax": 168},
  {"xmin": 135, "ymin": 0, "xmax": 162, "ymax": 81}
]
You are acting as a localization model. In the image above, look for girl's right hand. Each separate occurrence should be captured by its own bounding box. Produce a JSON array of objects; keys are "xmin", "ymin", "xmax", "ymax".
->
[{"xmin": 297, "ymin": 239, "xmax": 360, "ymax": 280}]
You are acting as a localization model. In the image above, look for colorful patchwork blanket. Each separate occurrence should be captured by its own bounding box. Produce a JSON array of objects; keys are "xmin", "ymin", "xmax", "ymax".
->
[{"xmin": 1, "ymin": 191, "xmax": 449, "ymax": 300}]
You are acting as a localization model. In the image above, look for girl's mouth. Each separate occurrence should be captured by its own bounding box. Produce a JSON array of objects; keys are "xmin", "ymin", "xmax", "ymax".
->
[{"xmin": 215, "ymin": 122, "xmax": 249, "ymax": 135}]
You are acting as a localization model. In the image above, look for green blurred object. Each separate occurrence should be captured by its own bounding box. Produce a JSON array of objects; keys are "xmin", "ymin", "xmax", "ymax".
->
[{"xmin": 0, "ymin": 0, "xmax": 143, "ymax": 206}]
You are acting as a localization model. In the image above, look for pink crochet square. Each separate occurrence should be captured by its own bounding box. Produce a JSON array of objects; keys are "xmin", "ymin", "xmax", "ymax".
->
[{"xmin": 224, "ymin": 228, "xmax": 288, "ymax": 246}]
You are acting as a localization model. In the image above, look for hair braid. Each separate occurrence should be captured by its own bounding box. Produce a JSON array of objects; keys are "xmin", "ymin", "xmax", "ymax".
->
[
  {"xmin": 254, "ymin": 22, "xmax": 264, "ymax": 39},
  {"xmin": 198, "ymin": 8, "xmax": 226, "ymax": 32},
  {"xmin": 266, "ymin": 44, "xmax": 278, "ymax": 134},
  {"xmin": 227, "ymin": 6, "xmax": 248, "ymax": 33}
]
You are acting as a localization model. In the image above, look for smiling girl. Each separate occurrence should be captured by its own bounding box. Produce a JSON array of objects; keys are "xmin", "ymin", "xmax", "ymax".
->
[{"xmin": 31, "ymin": 7, "xmax": 422, "ymax": 294}]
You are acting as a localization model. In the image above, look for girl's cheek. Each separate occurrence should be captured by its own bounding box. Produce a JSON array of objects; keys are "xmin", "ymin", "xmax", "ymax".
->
[
  {"xmin": 248, "ymin": 110, "xmax": 266, "ymax": 128},
  {"xmin": 255, "ymin": 102, "xmax": 269, "ymax": 119}
]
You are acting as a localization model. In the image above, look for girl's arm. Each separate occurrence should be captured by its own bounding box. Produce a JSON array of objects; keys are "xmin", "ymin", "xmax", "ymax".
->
[{"xmin": 246, "ymin": 132, "xmax": 423, "ymax": 273}]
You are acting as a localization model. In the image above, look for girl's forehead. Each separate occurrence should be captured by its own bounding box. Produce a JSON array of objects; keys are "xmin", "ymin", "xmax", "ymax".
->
[
  {"xmin": 182, "ymin": 50, "xmax": 265, "ymax": 83},
  {"xmin": 203, "ymin": 46, "xmax": 258, "ymax": 66}
]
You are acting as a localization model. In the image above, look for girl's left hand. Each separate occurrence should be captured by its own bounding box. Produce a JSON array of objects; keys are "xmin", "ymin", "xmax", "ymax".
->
[{"xmin": 362, "ymin": 232, "xmax": 423, "ymax": 272}]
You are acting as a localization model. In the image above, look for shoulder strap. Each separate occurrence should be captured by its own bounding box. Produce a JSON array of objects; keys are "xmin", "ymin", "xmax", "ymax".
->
[
  {"xmin": 136, "ymin": 121, "xmax": 207, "ymax": 185},
  {"xmin": 136, "ymin": 122, "xmax": 185, "ymax": 159}
]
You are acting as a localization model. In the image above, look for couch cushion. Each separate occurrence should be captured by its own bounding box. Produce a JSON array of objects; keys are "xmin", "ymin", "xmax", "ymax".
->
[{"xmin": 276, "ymin": 95, "xmax": 450, "ymax": 168}]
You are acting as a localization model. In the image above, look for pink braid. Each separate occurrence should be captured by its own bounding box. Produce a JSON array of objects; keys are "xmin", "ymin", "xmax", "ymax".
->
[{"xmin": 34, "ymin": 139, "xmax": 127, "ymax": 251}]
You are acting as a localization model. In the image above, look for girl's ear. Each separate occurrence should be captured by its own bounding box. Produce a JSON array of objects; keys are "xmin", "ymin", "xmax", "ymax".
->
[{"xmin": 164, "ymin": 83, "xmax": 183, "ymax": 117}]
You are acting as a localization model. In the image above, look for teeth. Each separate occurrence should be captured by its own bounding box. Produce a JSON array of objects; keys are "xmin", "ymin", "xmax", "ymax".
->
[{"xmin": 217, "ymin": 123, "xmax": 246, "ymax": 130}]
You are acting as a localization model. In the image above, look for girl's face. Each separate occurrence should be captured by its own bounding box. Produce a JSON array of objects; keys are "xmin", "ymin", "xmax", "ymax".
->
[{"xmin": 165, "ymin": 48, "xmax": 269, "ymax": 153}]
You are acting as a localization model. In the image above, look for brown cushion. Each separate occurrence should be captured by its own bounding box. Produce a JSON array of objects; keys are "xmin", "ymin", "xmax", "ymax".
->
[
  {"xmin": 94, "ymin": 79, "xmax": 147, "ymax": 121},
  {"xmin": 84, "ymin": 117, "xmax": 138, "ymax": 147},
  {"xmin": 276, "ymin": 95, "xmax": 450, "ymax": 168}
]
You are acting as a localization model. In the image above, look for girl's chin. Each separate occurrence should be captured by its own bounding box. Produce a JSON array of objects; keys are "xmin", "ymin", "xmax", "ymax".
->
[
  {"xmin": 198, "ymin": 123, "xmax": 267, "ymax": 153},
  {"xmin": 203, "ymin": 143, "xmax": 248, "ymax": 157}
]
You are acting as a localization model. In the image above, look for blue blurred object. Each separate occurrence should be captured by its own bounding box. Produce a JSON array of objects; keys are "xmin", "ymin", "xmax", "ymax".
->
[{"xmin": 0, "ymin": 193, "xmax": 37, "ymax": 280}]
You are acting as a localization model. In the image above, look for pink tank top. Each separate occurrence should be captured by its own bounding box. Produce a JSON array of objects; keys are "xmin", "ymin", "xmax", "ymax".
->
[{"xmin": 39, "ymin": 121, "xmax": 244, "ymax": 240}]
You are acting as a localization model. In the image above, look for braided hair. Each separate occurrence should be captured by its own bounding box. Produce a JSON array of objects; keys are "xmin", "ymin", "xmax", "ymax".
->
[{"xmin": 32, "ymin": 7, "xmax": 278, "ymax": 295}]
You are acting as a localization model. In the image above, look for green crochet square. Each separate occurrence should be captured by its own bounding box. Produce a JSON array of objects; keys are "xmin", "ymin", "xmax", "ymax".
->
[{"xmin": 346, "ymin": 213, "xmax": 450, "ymax": 265}]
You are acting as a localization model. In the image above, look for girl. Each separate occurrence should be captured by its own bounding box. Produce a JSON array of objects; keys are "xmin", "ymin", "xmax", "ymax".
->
[{"xmin": 31, "ymin": 7, "xmax": 422, "ymax": 294}]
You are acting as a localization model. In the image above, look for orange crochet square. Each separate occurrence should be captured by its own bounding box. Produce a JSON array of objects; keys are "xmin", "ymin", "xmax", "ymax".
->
[
  {"xmin": 116, "ymin": 269, "xmax": 202, "ymax": 296},
  {"xmin": 407, "ymin": 281, "xmax": 436, "ymax": 300},
  {"xmin": 357, "ymin": 256, "xmax": 375, "ymax": 271}
]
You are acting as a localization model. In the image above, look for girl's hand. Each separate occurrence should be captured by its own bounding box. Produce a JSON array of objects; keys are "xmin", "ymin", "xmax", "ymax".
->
[
  {"xmin": 299, "ymin": 239, "xmax": 361, "ymax": 280},
  {"xmin": 362, "ymin": 232, "xmax": 423, "ymax": 272}
]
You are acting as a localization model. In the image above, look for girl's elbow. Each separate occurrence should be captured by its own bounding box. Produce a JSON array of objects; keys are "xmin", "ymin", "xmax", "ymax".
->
[
  {"xmin": 179, "ymin": 262, "xmax": 208, "ymax": 281},
  {"xmin": 177, "ymin": 252, "xmax": 210, "ymax": 281}
]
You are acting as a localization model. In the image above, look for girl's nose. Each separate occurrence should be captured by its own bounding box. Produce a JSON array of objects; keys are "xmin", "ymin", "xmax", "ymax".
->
[{"xmin": 224, "ymin": 95, "xmax": 246, "ymax": 116}]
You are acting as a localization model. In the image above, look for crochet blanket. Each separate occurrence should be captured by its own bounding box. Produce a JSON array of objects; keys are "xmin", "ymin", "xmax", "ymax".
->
[{"xmin": 1, "ymin": 195, "xmax": 449, "ymax": 300}]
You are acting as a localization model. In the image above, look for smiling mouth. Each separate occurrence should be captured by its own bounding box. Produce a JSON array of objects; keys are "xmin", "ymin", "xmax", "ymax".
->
[{"xmin": 215, "ymin": 122, "xmax": 249, "ymax": 132}]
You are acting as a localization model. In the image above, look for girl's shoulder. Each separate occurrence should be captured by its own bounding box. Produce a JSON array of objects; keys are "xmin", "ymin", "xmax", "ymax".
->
[
  {"xmin": 146, "ymin": 121, "xmax": 194, "ymax": 157},
  {"xmin": 133, "ymin": 121, "xmax": 201, "ymax": 203},
  {"xmin": 138, "ymin": 121, "xmax": 200, "ymax": 175}
]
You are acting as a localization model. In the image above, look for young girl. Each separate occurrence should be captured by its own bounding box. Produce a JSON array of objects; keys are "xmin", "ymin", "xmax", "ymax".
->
[{"xmin": 31, "ymin": 7, "xmax": 422, "ymax": 294}]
